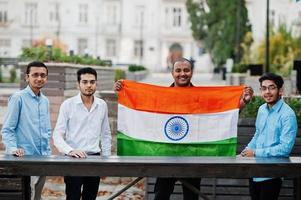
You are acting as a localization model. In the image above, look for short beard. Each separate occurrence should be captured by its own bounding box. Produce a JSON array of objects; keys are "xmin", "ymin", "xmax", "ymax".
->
[{"xmin": 82, "ymin": 91, "xmax": 95, "ymax": 97}]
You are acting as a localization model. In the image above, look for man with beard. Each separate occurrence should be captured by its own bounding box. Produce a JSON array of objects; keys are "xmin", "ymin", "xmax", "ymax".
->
[
  {"xmin": 241, "ymin": 73, "xmax": 297, "ymax": 200},
  {"xmin": 114, "ymin": 57, "xmax": 253, "ymax": 200},
  {"xmin": 53, "ymin": 67, "xmax": 111, "ymax": 200},
  {"xmin": 1, "ymin": 61, "xmax": 51, "ymax": 200}
]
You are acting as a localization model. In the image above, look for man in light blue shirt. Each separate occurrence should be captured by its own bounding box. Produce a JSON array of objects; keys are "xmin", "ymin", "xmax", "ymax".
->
[
  {"xmin": 1, "ymin": 61, "xmax": 51, "ymax": 200},
  {"xmin": 241, "ymin": 72, "xmax": 297, "ymax": 200}
]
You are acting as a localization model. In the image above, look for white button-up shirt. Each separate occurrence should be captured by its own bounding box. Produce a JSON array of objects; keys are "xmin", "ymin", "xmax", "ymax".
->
[{"xmin": 53, "ymin": 93, "xmax": 111, "ymax": 156}]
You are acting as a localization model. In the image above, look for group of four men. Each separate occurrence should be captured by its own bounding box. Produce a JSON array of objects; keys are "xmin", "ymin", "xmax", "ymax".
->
[{"xmin": 1, "ymin": 58, "xmax": 297, "ymax": 200}]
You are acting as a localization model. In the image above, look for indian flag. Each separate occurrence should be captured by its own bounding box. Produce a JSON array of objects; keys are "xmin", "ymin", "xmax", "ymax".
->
[{"xmin": 117, "ymin": 80, "xmax": 243, "ymax": 156}]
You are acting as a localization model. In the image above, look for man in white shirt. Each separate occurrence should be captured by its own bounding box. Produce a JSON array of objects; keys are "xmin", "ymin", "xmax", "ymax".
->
[{"xmin": 53, "ymin": 67, "xmax": 111, "ymax": 200}]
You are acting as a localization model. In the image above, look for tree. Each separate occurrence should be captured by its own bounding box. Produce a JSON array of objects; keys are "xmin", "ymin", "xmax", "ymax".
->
[
  {"xmin": 186, "ymin": 0, "xmax": 251, "ymax": 66},
  {"xmin": 255, "ymin": 24, "xmax": 301, "ymax": 76}
]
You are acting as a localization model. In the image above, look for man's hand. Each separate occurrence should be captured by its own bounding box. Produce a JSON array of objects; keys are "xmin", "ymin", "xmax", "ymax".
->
[
  {"xmin": 113, "ymin": 80, "xmax": 124, "ymax": 92},
  {"xmin": 68, "ymin": 150, "xmax": 87, "ymax": 158},
  {"xmin": 239, "ymin": 86, "xmax": 254, "ymax": 110},
  {"xmin": 241, "ymin": 148, "xmax": 255, "ymax": 157},
  {"xmin": 242, "ymin": 86, "xmax": 254, "ymax": 103},
  {"xmin": 12, "ymin": 148, "xmax": 24, "ymax": 157}
]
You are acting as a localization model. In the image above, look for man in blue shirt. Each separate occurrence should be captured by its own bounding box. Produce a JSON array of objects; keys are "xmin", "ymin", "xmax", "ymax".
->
[
  {"xmin": 1, "ymin": 61, "xmax": 51, "ymax": 200},
  {"xmin": 241, "ymin": 72, "xmax": 297, "ymax": 200}
]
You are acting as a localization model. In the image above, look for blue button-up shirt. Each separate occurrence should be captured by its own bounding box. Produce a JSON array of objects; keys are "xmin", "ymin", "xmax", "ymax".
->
[
  {"xmin": 1, "ymin": 85, "xmax": 51, "ymax": 155},
  {"xmin": 247, "ymin": 98, "xmax": 297, "ymax": 181}
]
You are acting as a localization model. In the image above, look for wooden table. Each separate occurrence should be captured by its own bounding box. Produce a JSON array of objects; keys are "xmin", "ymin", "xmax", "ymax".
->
[
  {"xmin": 0, "ymin": 155, "xmax": 301, "ymax": 178},
  {"xmin": 1, "ymin": 155, "xmax": 301, "ymax": 199}
]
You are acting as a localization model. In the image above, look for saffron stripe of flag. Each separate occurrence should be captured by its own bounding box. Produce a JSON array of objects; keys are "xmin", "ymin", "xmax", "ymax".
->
[
  {"xmin": 117, "ymin": 80, "xmax": 244, "ymax": 156},
  {"xmin": 118, "ymin": 80, "xmax": 243, "ymax": 114}
]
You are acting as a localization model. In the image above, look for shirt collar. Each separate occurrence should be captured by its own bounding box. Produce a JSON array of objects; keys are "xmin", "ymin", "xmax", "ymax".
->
[
  {"xmin": 170, "ymin": 82, "xmax": 194, "ymax": 87},
  {"xmin": 75, "ymin": 93, "xmax": 99, "ymax": 107},
  {"xmin": 265, "ymin": 98, "xmax": 284, "ymax": 112},
  {"xmin": 25, "ymin": 85, "xmax": 42, "ymax": 98}
]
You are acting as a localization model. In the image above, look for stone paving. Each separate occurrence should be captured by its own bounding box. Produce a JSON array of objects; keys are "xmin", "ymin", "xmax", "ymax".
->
[{"xmin": 42, "ymin": 177, "xmax": 145, "ymax": 200}]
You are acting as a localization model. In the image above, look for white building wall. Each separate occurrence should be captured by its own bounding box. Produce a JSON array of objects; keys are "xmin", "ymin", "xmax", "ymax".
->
[{"xmin": 2, "ymin": 0, "xmax": 300, "ymax": 72}]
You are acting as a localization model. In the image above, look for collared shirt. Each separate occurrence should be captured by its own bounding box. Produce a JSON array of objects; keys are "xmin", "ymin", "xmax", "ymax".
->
[
  {"xmin": 1, "ymin": 85, "xmax": 51, "ymax": 155},
  {"xmin": 247, "ymin": 98, "xmax": 297, "ymax": 182},
  {"xmin": 53, "ymin": 93, "xmax": 111, "ymax": 156},
  {"xmin": 170, "ymin": 82, "xmax": 194, "ymax": 87}
]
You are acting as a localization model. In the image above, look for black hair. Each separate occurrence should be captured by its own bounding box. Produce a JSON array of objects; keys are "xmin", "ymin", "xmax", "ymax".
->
[
  {"xmin": 259, "ymin": 72, "xmax": 284, "ymax": 88},
  {"xmin": 26, "ymin": 61, "xmax": 48, "ymax": 74},
  {"xmin": 77, "ymin": 67, "xmax": 97, "ymax": 82},
  {"xmin": 172, "ymin": 57, "xmax": 194, "ymax": 71}
]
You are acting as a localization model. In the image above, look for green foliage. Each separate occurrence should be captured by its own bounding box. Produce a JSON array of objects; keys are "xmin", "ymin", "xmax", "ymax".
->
[
  {"xmin": 0, "ymin": 66, "xmax": 3, "ymax": 82},
  {"xmin": 240, "ymin": 96, "xmax": 301, "ymax": 125},
  {"xmin": 20, "ymin": 47, "xmax": 48, "ymax": 61},
  {"xmin": 115, "ymin": 69, "xmax": 126, "ymax": 81},
  {"xmin": 20, "ymin": 47, "xmax": 110, "ymax": 66},
  {"xmin": 239, "ymin": 96, "xmax": 264, "ymax": 118},
  {"xmin": 128, "ymin": 64, "xmax": 146, "ymax": 72},
  {"xmin": 240, "ymin": 31, "xmax": 255, "ymax": 65},
  {"xmin": 9, "ymin": 68, "xmax": 17, "ymax": 83},
  {"xmin": 186, "ymin": 0, "xmax": 251, "ymax": 65},
  {"xmin": 255, "ymin": 24, "xmax": 301, "ymax": 76},
  {"xmin": 287, "ymin": 98, "xmax": 301, "ymax": 125},
  {"xmin": 231, "ymin": 63, "xmax": 248, "ymax": 73}
]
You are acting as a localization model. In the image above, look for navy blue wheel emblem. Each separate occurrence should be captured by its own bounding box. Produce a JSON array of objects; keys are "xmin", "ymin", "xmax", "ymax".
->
[{"xmin": 164, "ymin": 116, "xmax": 189, "ymax": 141}]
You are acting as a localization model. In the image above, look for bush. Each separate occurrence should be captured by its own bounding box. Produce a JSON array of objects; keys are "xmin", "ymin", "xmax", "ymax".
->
[
  {"xmin": 239, "ymin": 96, "xmax": 264, "ymax": 118},
  {"xmin": 115, "ymin": 69, "xmax": 125, "ymax": 81},
  {"xmin": 0, "ymin": 66, "xmax": 3, "ymax": 82},
  {"xmin": 9, "ymin": 68, "xmax": 17, "ymax": 83},
  {"xmin": 231, "ymin": 63, "xmax": 249, "ymax": 73},
  {"xmin": 128, "ymin": 64, "xmax": 146, "ymax": 72},
  {"xmin": 20, "ymin": 47, "xmax": 110, "ymax": 66},
  {"xmin": 240, "ymin": 96, "xmax": 301, "ymax": 125},
  {"xmin": 287, "ymin": 98, "xmax": 301, "ymax": 125}
]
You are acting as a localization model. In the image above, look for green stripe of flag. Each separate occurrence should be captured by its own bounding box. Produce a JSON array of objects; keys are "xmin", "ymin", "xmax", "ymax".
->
[{"xmin": 117, "ymin": 131, "xmax": 237, "ymax": 156}]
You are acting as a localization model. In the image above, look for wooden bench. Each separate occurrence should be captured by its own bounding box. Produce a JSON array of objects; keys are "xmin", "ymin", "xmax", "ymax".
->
[
  {"xmin": 0, "ymin": 176, "xmax": 29, "ymax": 200},
  {"xmin": 146, "ymin": 118, "xmax": 301, "ymax": 200},
  {"xmin": 0, "ymin": 123, "xmax": 30, "ymax": 200}
]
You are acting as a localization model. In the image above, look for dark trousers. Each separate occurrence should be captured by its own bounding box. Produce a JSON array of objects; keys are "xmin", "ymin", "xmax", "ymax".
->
[
  {"xmin": 64, "ymin": 176, "xmax": 100, "ymax": 200},
  {"xmin": 64, "ymin": 152, "xmax": 100, "ymax": 200},
  {"xmin": 249, "ymin": 178, "xmax": 282, "ymax": 200},
  {"xmin": 154, "ymin": 178, "xmax": 200, "ymax": 200}
]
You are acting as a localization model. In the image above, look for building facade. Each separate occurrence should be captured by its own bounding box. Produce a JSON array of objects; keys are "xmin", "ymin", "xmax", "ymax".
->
[
  {"xmin": 1, "ymin": 0, "xmax": 300, "ymax": 72},
  {"xmin": 0, "ymin": 0, "xmax": 211, "ymax": 72}
]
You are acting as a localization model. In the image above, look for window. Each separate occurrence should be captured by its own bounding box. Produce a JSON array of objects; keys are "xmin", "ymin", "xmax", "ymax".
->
[
  {"xmin": 0, "ymin": 2, "xmax": 8, "ymax": 24},
  {"xmin": 0, "ymin": 39, "xmax": 11, "ymax": 56},
  {"xmin": 172, "ymin": 8, "xmax": 182, "ymax": 27},
  {"xmin": 134, "ymin": 40, "xmax": 143, "ymax": 58},
  {"xmin": 24, "ymin": 3, "xmax": 38, "ymax": 26},
  {"xmin": 22, "ymin": 39, "xmax": 31, "ymax": 48},
  {"xmin": 164, "ymin": 6, "xmax": 183, "ymax": 28},
  {"xmin": 79, "ymin": 4, "xmax": 88, "ymax": 24},
  {"xmin": 77, "ymin": 38, "xmax": 88, "ymax": 55},
  {"xmin": 0, "ymin": 39, "xmax": 10, "ymax": 47},
  {"xmin": 134, "ymin": 6, "xmax": 145, "ymax": 27},
  {"xmin": 49, "ymin": 2, "xmax": 60, "ymax": 23},
  {"xmin": 106, "ymin": 39, "xmax": 116, "ymax": 57},
  {"xmin": 106, "ymin": 4, "xmax": 118, "ymax": 25}
]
